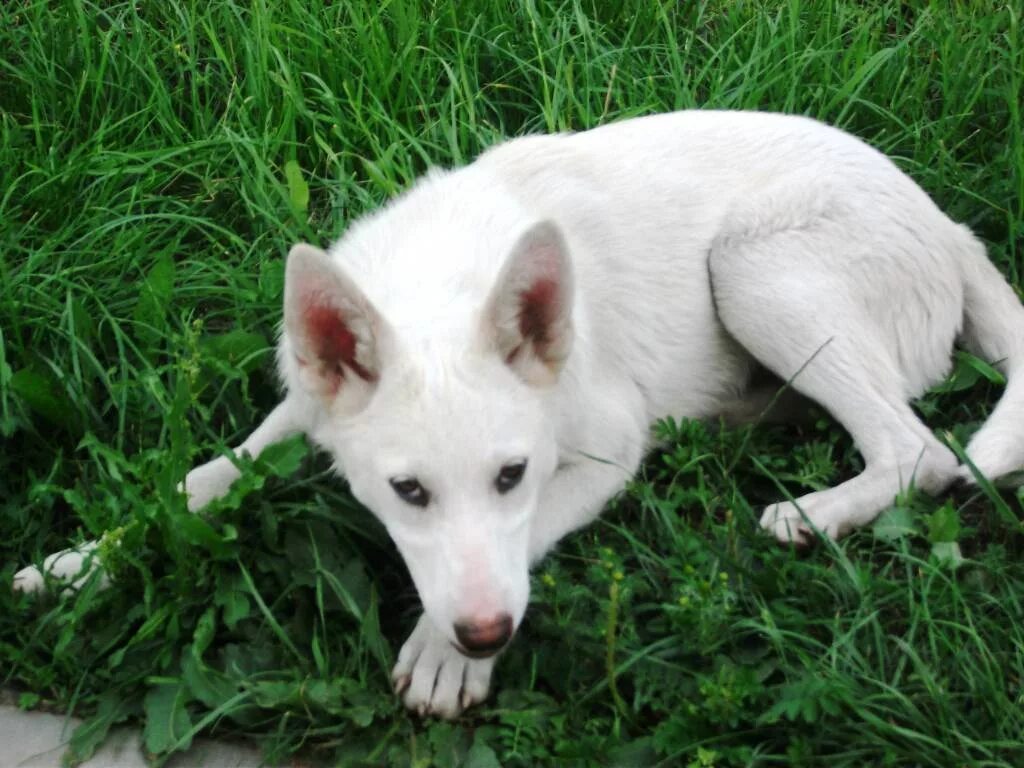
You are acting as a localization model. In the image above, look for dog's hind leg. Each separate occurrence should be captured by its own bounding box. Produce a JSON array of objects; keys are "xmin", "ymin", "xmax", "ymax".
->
[
  {"xmin": 716, "ymin": 378, "xmax": 814, "ymax": 427},
  {"xmin": 709, "ymin": 226, "xmax": 960, "ymax": 544},
  {"xmin": 13, "ymin": 398, "xmax": 311, "ymax": 594}
]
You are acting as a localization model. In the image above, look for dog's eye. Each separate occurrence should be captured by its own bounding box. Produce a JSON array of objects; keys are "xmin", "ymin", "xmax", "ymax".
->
[
  {"xmin": 495, "ymin": 459, "xmax": 528, "ymax": 494},
  {"xmin": 389, "ymin": 476, "xmax": 430, "ymax": 507}
]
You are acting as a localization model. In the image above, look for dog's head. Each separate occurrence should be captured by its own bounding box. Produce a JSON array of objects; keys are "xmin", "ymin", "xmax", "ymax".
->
[{"xmin": 280, "ymin": 220, "xmax": 573, "ymax": 657}]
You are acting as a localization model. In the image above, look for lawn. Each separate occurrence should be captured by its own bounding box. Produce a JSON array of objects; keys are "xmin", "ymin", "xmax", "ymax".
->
[{"xmin": 2, "ymin": 0, "xmax": 1023, "ymax": 765}]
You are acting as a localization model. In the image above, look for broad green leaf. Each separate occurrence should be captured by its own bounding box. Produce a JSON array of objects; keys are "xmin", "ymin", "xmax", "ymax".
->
[
  {"xmin": 303, "ymin": 679, "xmax": 376, "ymax": 725},
  {"xmin": 927, "ymin": 501, "xmax": 960, "ymax": 543},
  {"xmin": 176, "ymin": 514, "xmax": 232, "ymax": 557},
  {"xmin": 249, "ymin": 680, "xmax": 295, "ymax": 709},
  {"xmin": 214, "ymin": 588, "xmax": 251, "ymax": 630},
  {"xmin": 284, "ymin": 159, "xmax": 309, "ymax": 213},
  {"xmin": 427, "ymin": 723, "xmax": 470, "ymax": 768},
  {"xmin": 143, "ymin": 681, "xmax": 193, "ymax": 755},
  {"xmin": 67, "ymin": 690, "xmax": 134, "ymax": 764},
  {"xmin": 873, "ymin": 506, "xmax": 918, "ymax": 542},
  {"xmin": 256, "ymin": 434, "xmax": 309, "ymax": 477},
  {"xmin": 182, "ymin": 651, "xmax": 239, "ymax": 710},
  {"xmin": 464, "ymin": 734, "xmax": 502, "ymax": 768}
]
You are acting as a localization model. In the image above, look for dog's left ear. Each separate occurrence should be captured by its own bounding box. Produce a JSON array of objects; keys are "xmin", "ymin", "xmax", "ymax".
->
[{"xmin": 484, "ymin": 220, "xmax": 574, "ymax": 387}]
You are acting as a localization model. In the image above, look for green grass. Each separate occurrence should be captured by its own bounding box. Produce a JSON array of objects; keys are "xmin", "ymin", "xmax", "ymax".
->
[{"xmin": 2, "ymin": 0, "xmax": 1023, "ymax": 765}]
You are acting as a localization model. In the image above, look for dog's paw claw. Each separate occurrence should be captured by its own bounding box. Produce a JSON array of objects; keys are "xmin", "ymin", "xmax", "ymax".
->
[{"xmin": 392, "ymin": 674, "xmax": 410, "ymax": 695}]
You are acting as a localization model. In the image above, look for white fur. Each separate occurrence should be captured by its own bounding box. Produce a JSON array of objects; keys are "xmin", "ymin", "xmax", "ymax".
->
[{"xmin": 15, "ymin": 111, "xmax": 1024, "ymax": 717}]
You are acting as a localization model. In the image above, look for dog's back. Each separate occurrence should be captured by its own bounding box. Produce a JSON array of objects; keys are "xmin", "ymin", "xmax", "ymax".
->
[{"xmin": 332, "ymin": 111, "xmax": 980, "ymax": 427}]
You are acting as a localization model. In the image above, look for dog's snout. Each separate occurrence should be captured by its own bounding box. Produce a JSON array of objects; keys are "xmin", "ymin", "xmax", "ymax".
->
[{"xmin": 453, "ymin": 614, "xmax": 514, "ymax": 657}]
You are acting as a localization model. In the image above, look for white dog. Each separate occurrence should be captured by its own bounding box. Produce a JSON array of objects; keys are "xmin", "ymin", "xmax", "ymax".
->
[{"xmin": 16, "ymin": 111, "xmax": 1024, "ymax": 718}]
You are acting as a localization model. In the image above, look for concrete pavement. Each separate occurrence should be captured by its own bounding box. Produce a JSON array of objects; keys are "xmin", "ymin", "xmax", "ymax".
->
[{"xmin": 0, "ymin": 693, "xmax": 267, "ymax": 768}]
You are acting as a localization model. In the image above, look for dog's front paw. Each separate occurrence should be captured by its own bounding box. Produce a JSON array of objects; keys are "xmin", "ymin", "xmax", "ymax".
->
[
  {"xmin": 391, "ymin": 614, "xmax": 495, "ymax": 719},
  {"xmin": 12, "ymin": 541, "xmax": 109, "ymax": 594},
  {"xmin": 760, "ymin": 499, "xmax": 843, "ymax": 546},
  {"xmin": 180, "ymin": 456, "xmax": 241, "ymax": 512}
]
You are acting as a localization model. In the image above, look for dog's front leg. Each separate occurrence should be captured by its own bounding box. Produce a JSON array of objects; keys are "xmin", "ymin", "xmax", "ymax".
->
[
  {"xmin": 181, "ymin": 396, "xmax": 312, "ymax": 511},
  {"xmin": 14, "ymin": 397, "xmax": 312, "ymax": 594},
  {"xmin": 528, "ymin": 451, "xmax": 642, "ymax": 564},
  {"xmin": 391, "ymin": 612, "xmax": 497, "ymax": 719}
]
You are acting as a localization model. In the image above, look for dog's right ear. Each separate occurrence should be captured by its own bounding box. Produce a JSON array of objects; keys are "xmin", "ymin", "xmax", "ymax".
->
[{"xmin": 283, "ymin": 243, "xmax": 383, "ymax": 412}]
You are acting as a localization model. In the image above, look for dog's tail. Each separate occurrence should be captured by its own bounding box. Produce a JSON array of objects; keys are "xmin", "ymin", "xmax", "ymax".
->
[{"xmin": 958, "ymin": 227, "xmax": 1024, "ymax": 482}]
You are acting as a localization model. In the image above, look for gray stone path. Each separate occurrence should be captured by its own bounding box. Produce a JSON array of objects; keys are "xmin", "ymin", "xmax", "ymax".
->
[{"xmin": 0, "ymin": 701, "xmax": 267, "ymax": 767}]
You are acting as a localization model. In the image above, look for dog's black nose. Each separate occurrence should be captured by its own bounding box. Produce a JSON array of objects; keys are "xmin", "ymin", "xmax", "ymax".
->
[{"xmin": 453, "ymin": 614, "xmax": 514, "ymax": 657}]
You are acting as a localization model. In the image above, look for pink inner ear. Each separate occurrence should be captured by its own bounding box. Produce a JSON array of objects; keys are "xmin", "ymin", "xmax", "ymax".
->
[
  {"xmin": 518, "ymin": 278, "xmax": 559, "ymax": 347},
  {"xmin": 303, "ymin": 304, "xmax": 374, "ymax": 384}
]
